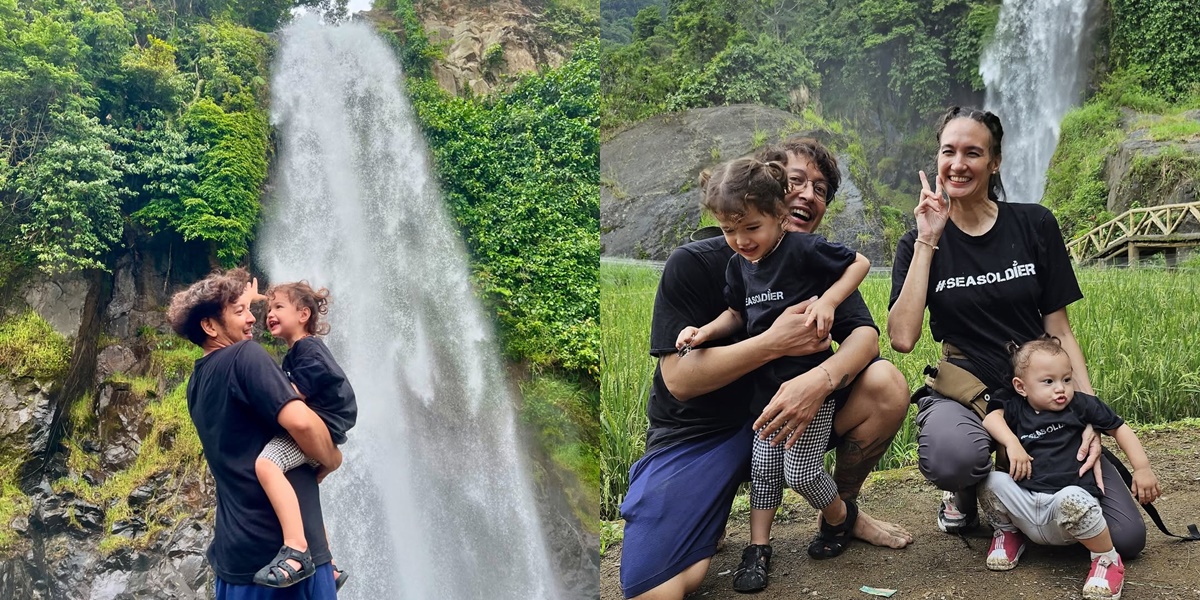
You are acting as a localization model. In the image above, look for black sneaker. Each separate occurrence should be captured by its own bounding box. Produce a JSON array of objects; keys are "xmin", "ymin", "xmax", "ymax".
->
[
  {"xmin": 937, "ymin": 491, "xmax": 980, "ymax": 534},
  {"xmin": 732, "ymin": 544, "xmax": 772, "ymax": 593}
]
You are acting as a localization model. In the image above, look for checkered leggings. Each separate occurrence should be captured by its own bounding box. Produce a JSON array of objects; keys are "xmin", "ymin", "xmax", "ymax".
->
[
  {"xmin": 259, "ymin": 434, "xmax": 321, "ymax": 472},
  {"xmin": 750, "ymin": 395, "xmax": 838, "ymax": 511}
]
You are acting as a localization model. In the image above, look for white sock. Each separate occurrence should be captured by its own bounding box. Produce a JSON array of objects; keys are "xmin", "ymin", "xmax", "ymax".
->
[{"xmin": 1089, "ymin": 548, "xmax": 1120, "ymax": 563}]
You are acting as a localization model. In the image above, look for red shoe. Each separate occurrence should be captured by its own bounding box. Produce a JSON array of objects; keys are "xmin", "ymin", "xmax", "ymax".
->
[
  {"xmin": 985, "ymin": 529, "xmax": 1025, "ymax": 571},
  {"xmin": 1083, "ymin": 554, "xmax": 1124, "ymax": 600}
]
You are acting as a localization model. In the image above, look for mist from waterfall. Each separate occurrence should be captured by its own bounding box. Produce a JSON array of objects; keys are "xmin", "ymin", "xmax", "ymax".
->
[
  {"xmin": 980, "ymin": 0, "xmax": 1101, "ymax": 204},
  {"xmin": 258, "ymin": 17, "xmax": 560, "ymax": 599}
]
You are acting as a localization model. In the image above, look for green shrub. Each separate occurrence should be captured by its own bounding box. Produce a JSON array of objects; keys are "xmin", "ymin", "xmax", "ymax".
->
[{"xmin": 0, "ymin": 312, "xmax": 71, "ymax": 380}]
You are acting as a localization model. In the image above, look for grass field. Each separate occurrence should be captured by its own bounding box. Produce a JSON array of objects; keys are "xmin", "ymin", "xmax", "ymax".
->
[{"xmin": 600, "ymin": 262, "xmax": 1200, "ymax": 520}]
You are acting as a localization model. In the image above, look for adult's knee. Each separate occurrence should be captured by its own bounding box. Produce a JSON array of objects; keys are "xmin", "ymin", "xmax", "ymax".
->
[
  {"xmin": 860, "ymin": 361, "xmax": 911, "ymax": 421},
  {"xmin": 917, "ymin": 431, "xmax": 990, "ymax": 491}
]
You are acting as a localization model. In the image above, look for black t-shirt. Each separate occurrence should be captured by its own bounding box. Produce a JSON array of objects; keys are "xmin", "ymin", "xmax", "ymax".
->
[
  {"xmin": 187, "ymin": 340, "xmax": 332, "ymax": 583},
  {"xmin": 889, "ymin": 202, "xmax": 1083, "ymax": 390},
  {"xmin": 725, "ymin": 232, "xmax": 876, "ymax": 411},
  {"xmin": 987, "ymin": 391, "xmax": 1124, "ymax": 496},
  {"xmin": 283, "ymin": 337, "xmax": 357, "ymax": 445},
  {"xmin": 644, "ymin": 236, "xmax": 756, "ymax": 452}
]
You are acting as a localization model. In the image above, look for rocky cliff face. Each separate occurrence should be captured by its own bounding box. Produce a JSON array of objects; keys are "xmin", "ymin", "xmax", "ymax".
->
[
  {"xmin": 601, "ymin": 104, "xmax": 886, "ymax": 262},
  {"xmin": 1106, "ymin": 109, "xmax": 1200, "ymax": 215},
  {"xmin": 0, "ymin": 238, "xmax": 218, "ymax": 600},
  {"xmin": 364, "ymin": 0, "xmax": 570, "ymax": 97}
]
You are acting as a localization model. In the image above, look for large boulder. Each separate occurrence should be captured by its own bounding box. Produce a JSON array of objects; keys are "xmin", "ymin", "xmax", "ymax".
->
[
  {"xmin": 1105, "ymin": 109, "xmax": 1200, "ymax": 214},
  {"xmin": 601, "ymin": 104, "xmax": 881, "ymax": 261}
]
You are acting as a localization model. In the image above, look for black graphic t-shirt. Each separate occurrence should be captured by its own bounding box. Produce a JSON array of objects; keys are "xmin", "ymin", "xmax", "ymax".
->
[
  {"xmin": 283, "ymin": 336, "xmax": 357, "ymax": 445},
  {"xmin": 187, "ymin": 341, "xmax": 331, "ymax": 583},
  {"xmin": 889, "ymin": 202, "xmax": 1082, "ymax": 390},
  {"xmin": 645, "ymin": 236, "xmax": 756, "ymax": 452},
  {"xmin": 725, "ymin": 232, "xmax": 878, "ymax": 411},
  {"xmin": 988, "ymin": 391, "xmax": 1124, "ymax": 496}
]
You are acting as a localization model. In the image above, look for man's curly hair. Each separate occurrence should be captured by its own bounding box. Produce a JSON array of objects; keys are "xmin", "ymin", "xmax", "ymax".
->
[{"xmin": 167, "ymin": 268, "xmax": 252, "ymax": 346}]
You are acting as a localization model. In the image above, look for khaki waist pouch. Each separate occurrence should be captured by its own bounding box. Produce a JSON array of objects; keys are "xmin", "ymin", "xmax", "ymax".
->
[{"xmin": 923, "ymin": 342, "xmax": 1005, "ymax": 467}]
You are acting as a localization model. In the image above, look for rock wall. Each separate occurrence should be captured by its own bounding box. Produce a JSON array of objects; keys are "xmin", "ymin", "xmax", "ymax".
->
[
  {"xmin": 363, "ymin": 0, "xmax": 569, "ymax": 97},
  {"xmin": 1106, "ymin": 109, "xmax": 1200, "ymax": 215},
  {"xmin": 0, "ymin": 237, "xmax": 217, "ymax": 600}
]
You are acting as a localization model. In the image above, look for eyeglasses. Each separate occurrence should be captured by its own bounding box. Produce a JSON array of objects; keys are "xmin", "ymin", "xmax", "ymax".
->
[{"xmin": 787, "ymin": 175, "xmax": 829, "ymax": 204}]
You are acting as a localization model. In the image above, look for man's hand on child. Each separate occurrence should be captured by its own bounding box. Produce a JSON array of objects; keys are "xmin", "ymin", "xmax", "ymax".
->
[
  {"xmin": 676, "ymin": 326, "xmax": 705, "ymax": 355},
  {"xmin": 1007, "ymin": 444, "xmax": 1033, "ymax": 481},
  {"xmin": 1131, "ymin": 468, "xmax": 1161, "ymax": 504},
  {"xmin": 802, "ymin": 299, "xmax": 836, "ymax": 339}
]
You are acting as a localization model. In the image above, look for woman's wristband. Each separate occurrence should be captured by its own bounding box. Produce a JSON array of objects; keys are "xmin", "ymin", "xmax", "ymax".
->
[{"xmin": 914, "ymin": 238, "xmax": 938, "ymax": 251}]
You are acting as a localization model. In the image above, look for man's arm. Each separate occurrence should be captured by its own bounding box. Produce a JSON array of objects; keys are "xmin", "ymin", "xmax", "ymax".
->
[
  {"xmin": 661, "ymin": 298, "xmax": 828, "ymax": 401},
  {"xmin": 278, "ymin": 400, "xmax": 341, "ymax": 471}
]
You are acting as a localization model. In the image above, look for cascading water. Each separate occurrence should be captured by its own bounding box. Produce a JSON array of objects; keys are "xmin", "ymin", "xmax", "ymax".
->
[
  {"xmin": 980, "ymin": 0, "xmax": 1101, "ymax": 204},
  {"xmin": 258, "ymin": 17, "xmax": 561, "ymax": 599}
]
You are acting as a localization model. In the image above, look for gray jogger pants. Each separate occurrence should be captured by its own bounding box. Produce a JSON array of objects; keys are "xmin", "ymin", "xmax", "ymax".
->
[
  {"xmin": 979, "ymin": 471, "xmax": 1107, "ymax": 544},
  {"xmin": 915, "ymin": 392, "xmax": 1147, "ymax": 557}
]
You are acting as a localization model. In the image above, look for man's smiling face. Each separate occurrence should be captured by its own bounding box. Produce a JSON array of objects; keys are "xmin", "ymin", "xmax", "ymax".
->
[{"xmin": 783, "ymin": 151, "xmax": 830, "ymax": 233}]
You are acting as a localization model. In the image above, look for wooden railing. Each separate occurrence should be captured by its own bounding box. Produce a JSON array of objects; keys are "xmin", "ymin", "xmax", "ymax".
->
[{"xmin": 1066, "ymin": 201, "xmax": 1200, "ymax": 262}]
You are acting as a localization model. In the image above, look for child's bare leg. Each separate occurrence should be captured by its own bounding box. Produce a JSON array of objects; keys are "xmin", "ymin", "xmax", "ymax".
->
[
  {"xmin": 256, "ymin": 456, "xmax": 309, "ymax": 569},
  {"xmin": 749, "ymin": 508, "xmax": 778, "ymax": 545},
  {"xmin": 1078, "ymin": 528, "xmax": 1114, "ymax": 554}
]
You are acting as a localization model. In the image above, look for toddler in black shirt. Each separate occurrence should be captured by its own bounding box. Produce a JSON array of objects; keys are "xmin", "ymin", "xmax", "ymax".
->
[
  {"xmin": 676, "ymin": 157, "xmax": 870, "ymax": 592},
  {"xmin": 253, "ymin": 282, "xmax": 357, "ymax": 589},
  {"xmin": 980, "ymin": 336, "xmax": 1159, "ymax": 600}
]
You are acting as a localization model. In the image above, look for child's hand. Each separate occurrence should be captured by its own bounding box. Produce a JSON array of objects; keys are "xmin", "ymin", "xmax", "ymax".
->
[
  {"xmin": 802, "ymin": 298, "xmax": 837, "ymax": 339},
  {"xmin": 1006, "ymin": 443, "xmax": 1033, "ymax": 481},
  {"xmin": 1131, "ymin": 468, "xmax": 1161, "ymax": 504},
  {"xmin": 676, "ymin": 326, "xmax": 706, "ymax": 352}
]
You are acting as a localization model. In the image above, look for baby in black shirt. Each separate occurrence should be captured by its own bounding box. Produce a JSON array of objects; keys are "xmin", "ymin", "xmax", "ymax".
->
[
  {"xmin": 253, "ymin": 282, "xmax": 357, "ymax": 590},
  {"xmin": 980, "ymin": 336, "xmax": 1159, "ymax": 600}
]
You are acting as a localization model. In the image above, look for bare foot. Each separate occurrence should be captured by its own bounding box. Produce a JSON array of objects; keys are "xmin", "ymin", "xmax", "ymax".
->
[{"xmin": 852, "ymin": 510, "xmax": 912, "ymax": 548}]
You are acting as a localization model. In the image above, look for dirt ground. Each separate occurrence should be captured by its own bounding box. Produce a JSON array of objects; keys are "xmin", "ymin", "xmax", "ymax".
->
[{"xmin": 601, "ymin": 427, "xmax": 1200, "ymax": 599}]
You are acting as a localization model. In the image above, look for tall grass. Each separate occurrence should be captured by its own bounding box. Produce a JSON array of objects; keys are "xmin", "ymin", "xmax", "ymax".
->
[
  {"xmin": 600, "ymin": 262, "xmax": 1200, "ymax": 520},
  {"xmin": 600, "ymin": 264, "xmax": 659, "ymax": 518}
]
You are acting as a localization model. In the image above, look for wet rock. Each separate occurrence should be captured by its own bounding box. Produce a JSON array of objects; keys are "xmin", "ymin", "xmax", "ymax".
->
[
  {"xmin": 105, "ymin": 260, "xmax": 137, "ymax": 339},
  {"xmin": 0, "ymin": 378, "xmax": 57, "ymax": 468},
  {"xmin": 0, "ymin": 558, "xmax": 37, "ymax": 599},
  {"xmin": 1105, "ymin": 109, "xmax": 1200, "ymax": 215},
  {"xmin": 96, "ymin": 384, "xmax": 149, "ymax": 471},
  {"xmin": 111, "ymin": 517, "xmax": 147, "ymax": 539},
  {"xmin": 71, "ymin": 500, "xmax": 105, "ymax": 533},
  {"xmin": 95, "ymin": 345, "xmax": 137, "ymax": 386},
  {"xmin": 21, "ymin": 274, "xmax": 89, "ymax": 339},
  {"xmin": 127, "ymin": 485, "xmax": 153, "ymax": 508}
]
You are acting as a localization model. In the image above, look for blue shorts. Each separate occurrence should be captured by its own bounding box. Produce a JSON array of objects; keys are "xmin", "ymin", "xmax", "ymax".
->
[
  {"xmin": 618, "ymin": 421, "xmax": 753, "ymax": 598},
  {"xmin": 216, "ymin": 563, "xmax": 337, "ymax": 600}
]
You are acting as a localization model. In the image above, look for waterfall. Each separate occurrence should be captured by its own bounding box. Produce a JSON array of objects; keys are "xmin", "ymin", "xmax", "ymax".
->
[
  {"xmin": 980, "ymin": 0, "xmax": 1101, "ymax": 204},
  {"xmin": 258, "ymin": 17, "xmax": 561, "ymax": 599}
]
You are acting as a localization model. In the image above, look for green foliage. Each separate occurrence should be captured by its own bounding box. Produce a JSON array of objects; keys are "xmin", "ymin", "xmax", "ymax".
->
[
  {"xmin": 668, "ymin": 32, "xmax": 818, "ymax": 112},
  {"xmin": 407, "ymin": 42, "xmax": 600, "ymax": 378},
  {"xmin": 0, "ymin": 1, "xmax": 277, "ymax": 273},
  {"xmin": 13, "ymin": 110, "xmax": 127, "ymax": 273},
  {"xmin": 133, "ymin": 97, "xmax": 268, "ymax": 267},
  {"xmin": 1045, "ymin": 68, "xmax": 1200, "ymax": 238},
  {"xmin": 386, "ymin": 0, "xmax": 441, "ymax": 77},
  {"xmin": 1110, "ymin": 0, "xmax": 1200, "ymax": 102},
  {"xmin": 1043, "ymin": 99, "xmax": 1123, "ymax": 237},
  {"xmin": 520, "ymin": 373, "xmax": 600, "ymax": 529},
  {"xmin": 0, "ymin": 311, "xmax": 71, "ymax": 380}
]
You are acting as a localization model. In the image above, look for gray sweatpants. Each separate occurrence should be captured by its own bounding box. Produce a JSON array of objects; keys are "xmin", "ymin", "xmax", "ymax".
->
[
  {"xmin": 979, "ymin": 471, "xmax": 1108, "ymax": 545},
  {"xmin": 915, "ymin": 392, "xmax": 1147, "ymax": 557}
]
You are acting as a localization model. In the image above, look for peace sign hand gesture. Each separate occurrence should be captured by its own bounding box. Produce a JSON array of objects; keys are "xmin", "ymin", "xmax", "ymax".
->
[{"xmin": 915, "ymin": 170, "xmax": 951, "ymax": 245}]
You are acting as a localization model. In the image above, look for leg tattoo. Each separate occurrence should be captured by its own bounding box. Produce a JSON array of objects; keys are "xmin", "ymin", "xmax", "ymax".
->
[{"xmin": 834, "ymin": 434, "xmax": 894, "ymax": 502}]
